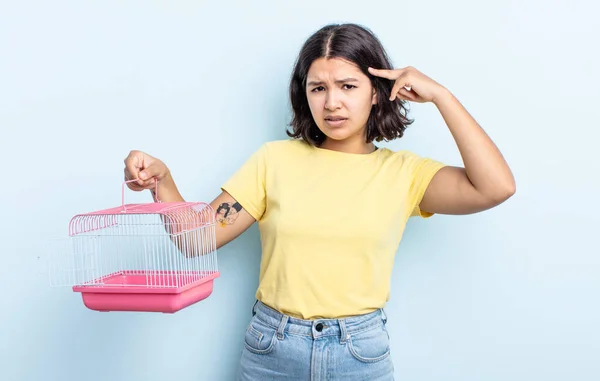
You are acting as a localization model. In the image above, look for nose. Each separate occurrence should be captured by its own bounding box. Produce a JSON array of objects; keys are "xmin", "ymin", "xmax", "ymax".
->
[{"xmin": 325, "ymin": 89, "xmax": 341, "ymax": 111}]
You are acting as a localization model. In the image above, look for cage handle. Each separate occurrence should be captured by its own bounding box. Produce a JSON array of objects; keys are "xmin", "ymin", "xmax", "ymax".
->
[{"xmin": 122, "ymin": 178, "xmax": 159, "ymax": 211}]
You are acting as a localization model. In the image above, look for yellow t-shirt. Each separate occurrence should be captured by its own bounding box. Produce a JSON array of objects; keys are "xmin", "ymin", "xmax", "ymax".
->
[{"xmin": 221, "ymin": 139, "xmax": 445, "ymax": 320}]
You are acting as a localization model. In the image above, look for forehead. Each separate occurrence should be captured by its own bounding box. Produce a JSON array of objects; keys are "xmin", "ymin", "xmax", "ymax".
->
[{"xmin": 306, "ymin": 57, "xmax": 366, "ymax": 80}]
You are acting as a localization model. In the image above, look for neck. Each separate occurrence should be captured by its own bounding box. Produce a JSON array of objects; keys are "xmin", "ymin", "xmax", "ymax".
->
[{"xmin": 320, "ymin": 136, "xmax": 376, "ymax": 155}]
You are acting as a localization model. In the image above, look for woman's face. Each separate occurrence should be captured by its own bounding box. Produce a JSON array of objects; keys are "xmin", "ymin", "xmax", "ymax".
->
[{"xmin": 305, "ymin": 57, "xmax": 377, "ymax": 144}]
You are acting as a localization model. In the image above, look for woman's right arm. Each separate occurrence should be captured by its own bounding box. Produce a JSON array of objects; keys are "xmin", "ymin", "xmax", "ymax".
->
[{"xmin": 123, "ymin": 150, "xmax": 256, "ymax": 250}]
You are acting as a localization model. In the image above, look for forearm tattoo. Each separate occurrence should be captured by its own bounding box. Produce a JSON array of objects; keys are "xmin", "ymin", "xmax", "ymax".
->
[{"xmin": 216, "ymin": 201, "xmax": 242, "ymax": 227}]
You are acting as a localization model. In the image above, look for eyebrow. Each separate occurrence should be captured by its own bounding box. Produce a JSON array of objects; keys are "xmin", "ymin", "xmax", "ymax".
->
[{"xmin": 306, "ymin": 78, "xmax": 359, "ymax": 87}]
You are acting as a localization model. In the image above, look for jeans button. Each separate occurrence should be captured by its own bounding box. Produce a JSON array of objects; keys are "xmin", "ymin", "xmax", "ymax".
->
[{"xmin": 315, "ymin": 323, "xmax": 324, "ymax": 332}]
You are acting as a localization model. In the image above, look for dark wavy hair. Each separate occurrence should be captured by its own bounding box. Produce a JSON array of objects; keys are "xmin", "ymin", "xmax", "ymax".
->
[{"xmin": 287, "ymin": 23, "xmax": 413, "ymax": 146}]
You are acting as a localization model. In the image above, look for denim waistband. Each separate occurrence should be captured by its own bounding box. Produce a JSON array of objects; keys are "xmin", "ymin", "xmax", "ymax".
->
[{"xmin": 251, "ymin": 300, "xmax": 387, "ymax": 341}]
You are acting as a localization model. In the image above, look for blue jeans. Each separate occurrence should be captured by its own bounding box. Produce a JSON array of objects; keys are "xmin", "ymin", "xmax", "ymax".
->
[{"xmin": 237, "ymin": 301, "xmax": 394, "ymax": 380}]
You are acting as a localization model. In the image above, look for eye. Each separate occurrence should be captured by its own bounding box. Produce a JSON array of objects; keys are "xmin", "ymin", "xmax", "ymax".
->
[
  {"xmin": 342, "ymin": 84, "xmax": 357, "ymax": 90},
  {"xmin": 311, "ymin": 86, "xmax": 325, "ymax": 92}
]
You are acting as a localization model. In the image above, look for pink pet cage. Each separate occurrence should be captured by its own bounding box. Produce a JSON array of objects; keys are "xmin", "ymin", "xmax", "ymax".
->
[{"xmin": 50, "ymin": 180, "xmax": 219, "ymax": 313}]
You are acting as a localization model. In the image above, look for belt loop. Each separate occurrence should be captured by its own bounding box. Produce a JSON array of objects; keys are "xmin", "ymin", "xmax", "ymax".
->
[
  {"xmin": 251, "ymin": 299, "xmax": 259, "ymax": 317},
  {"xmin": 380, "ymin": 308, "xmax": 388, "ymax": 325},
  {"xmin": 338, "ymin": 319, "xmax": 348, "ymax": 345},
  {"xmin": 276, "ymin": 315, "xmax": 288, "ymax": 340}
]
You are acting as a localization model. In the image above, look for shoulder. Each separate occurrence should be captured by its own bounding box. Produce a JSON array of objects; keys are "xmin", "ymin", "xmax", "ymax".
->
[
  {"xmin": 377, "ymin": 147, "xmax": 426, "ymax": 164},
  {"xmin": 378, "ymin": 147, "xmax": 445, "ymax": 175}
]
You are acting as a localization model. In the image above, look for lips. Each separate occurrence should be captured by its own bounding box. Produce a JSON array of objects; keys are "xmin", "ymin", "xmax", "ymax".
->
[
  {"xmin": 324, "ymin": 116, "xmax": 348, "ymax": 127},
  {"xmin": 325, "ymin": 116, "xmax": 347, "ymax": 121}
]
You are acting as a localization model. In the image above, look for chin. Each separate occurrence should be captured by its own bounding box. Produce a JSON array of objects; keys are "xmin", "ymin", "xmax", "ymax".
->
[
  {"xmin": 319, "ymin": 126, "xmax": 353, "ymax": 141},
  {"xmin": 322, "ymin": 131, "xmax": 352, "ymax": 141}
]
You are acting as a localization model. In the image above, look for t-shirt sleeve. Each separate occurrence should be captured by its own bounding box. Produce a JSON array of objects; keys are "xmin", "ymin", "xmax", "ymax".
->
[
  {"xmin": 404, "ymin": 151, "xmax": 446, "ymax": 218},
  {"xmin": 220, "ymin": 143, "xmax": 268, "ymax": 221}
]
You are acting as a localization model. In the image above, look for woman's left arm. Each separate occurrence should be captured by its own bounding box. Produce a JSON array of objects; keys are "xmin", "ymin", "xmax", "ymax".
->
[{"xmin": 369, "ymin": 66, "xmax": 516, "ymax": 215}]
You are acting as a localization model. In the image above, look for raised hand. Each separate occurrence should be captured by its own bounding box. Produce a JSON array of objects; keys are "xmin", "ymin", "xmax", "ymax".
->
[
  {"xmin": 123, "ymin": 150, "xmax": 170, "ymax": 192},
  {"xmin": 368, "ymin": 66, "xmax": 446, "ymax": 104}
]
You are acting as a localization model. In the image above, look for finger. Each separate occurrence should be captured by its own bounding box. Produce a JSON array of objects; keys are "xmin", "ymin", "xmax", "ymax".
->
[
  {"xmin": 393, "ymin": 88, "xmax": 415, "ymax": 102},
  {"xmin": 124, "ymin": 153, "xmax": 142, "ymax": 171},
  {"xmin": 138, "ymin": 163, "xmax": 164, "ymax": 187},
  {"xmin": 124, "ymin": 167, "xmax": 138, "ymax": 183},
  {"xmin": 124, "ymin": 167, "xmax": 152, "ymax": 190},
  {"xmin": 390, "ymin": 74, "xmax": 411, "ymax": 101},
  {"xmin": 124, "ymin": 167, "xmax": 132, "ymax": 181},
  {"xmin": 124, "ymin": 168, "xmax": 144, "ymax": 191},
  {"xmin": 394, "ymin": 94, "xmax": 410, "ymax": 102},
  {"xmin": 127, "ymin": 183, "xmax": 146, "ymax": 192},
  {"xmin": 397, "ymin": 87, "xmax": 418, "ymax": 102},
  {"xmin": 368, "ymin": 67, "xmax": 402, "ymax": 80},
  {"xmin": 124, "ymin": 155, "xmax": 143, "ymax": 185},
  {"xmin": 134, "ymin": 154, "xmax": 142, "ymax": 170}
]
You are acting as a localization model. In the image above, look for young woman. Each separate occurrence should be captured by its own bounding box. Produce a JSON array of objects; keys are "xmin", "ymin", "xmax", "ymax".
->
[{"xmin": 123, "ymin": 23, "xmax": 515, "ymax": 381}]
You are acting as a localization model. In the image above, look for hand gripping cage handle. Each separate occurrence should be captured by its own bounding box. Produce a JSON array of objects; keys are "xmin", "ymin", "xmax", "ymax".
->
[{"xmin": 122, "ymin": 178, "xmax": 159, "ymax": 211}]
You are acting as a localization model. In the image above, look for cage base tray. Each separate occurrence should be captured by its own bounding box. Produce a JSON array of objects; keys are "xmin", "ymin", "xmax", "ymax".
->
[{"xmin": 73, "ymin": 272, "xmax": 219, "ymax": 313}]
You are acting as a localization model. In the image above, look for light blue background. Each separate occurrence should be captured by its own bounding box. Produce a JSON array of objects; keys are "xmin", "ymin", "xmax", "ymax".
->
[{"xmin": 1, "ymin": 1, "xmax": 598, "ymax": 380}]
